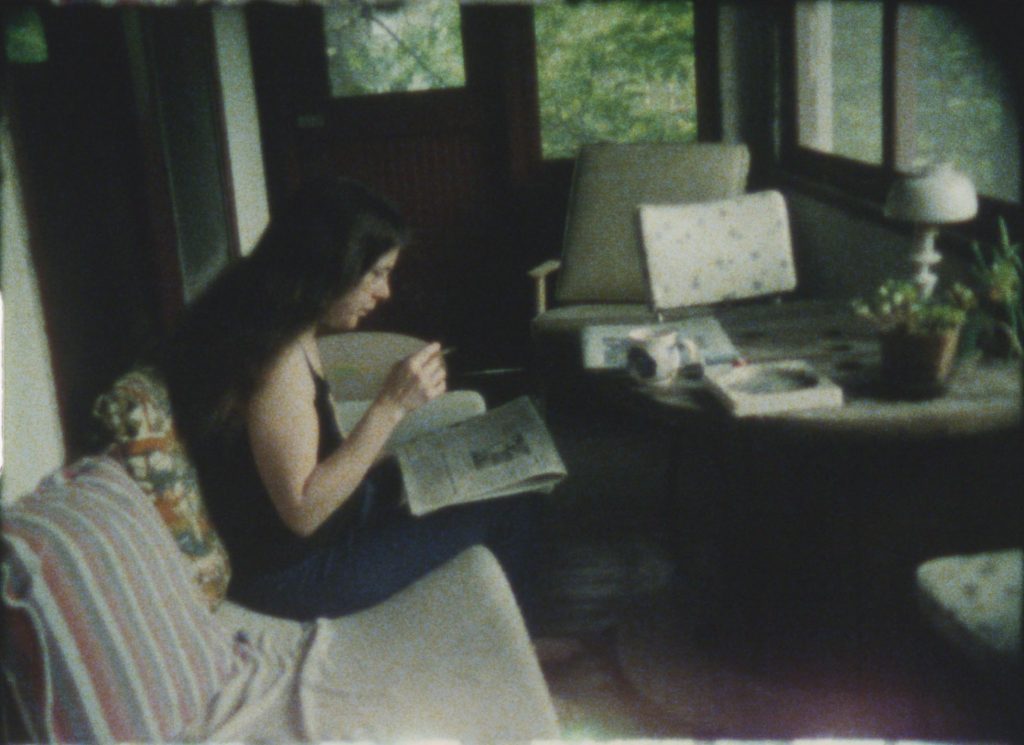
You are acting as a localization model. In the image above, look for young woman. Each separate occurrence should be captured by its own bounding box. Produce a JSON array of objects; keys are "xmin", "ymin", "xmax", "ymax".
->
[{"xmin": 163, "ymin": 177, "xmax": 536, "ymax": 621}]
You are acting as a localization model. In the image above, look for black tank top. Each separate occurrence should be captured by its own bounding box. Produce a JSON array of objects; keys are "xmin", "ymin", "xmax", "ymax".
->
[
  {"xmin": 199, "ymin": 354, "xmax": 390, "ymax": 581},
  {"xmin": 311, "ymin": 359, "xmax": 344, "ymax": 460}
]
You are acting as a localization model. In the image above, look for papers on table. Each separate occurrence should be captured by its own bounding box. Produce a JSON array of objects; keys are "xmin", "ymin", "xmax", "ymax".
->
[{"xmin": 581, "ymin": 315, "xmax": 740, "ymax": 370}]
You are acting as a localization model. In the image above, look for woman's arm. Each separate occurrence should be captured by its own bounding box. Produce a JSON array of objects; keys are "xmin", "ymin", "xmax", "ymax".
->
[{"xmin": 247, "ymin": 338, "xmax": 446, "ymax": 537}]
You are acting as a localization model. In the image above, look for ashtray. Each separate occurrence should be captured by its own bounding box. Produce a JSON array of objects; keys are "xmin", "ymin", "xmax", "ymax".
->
[{"xmin": 704, "ymin": 360, "xmax": 844, "ymax": 416}]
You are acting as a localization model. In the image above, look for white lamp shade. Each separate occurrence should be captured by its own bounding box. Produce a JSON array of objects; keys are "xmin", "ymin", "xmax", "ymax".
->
[{"xmin": 884, "ymin": 163, "xmax": 978, "ymax": 224}]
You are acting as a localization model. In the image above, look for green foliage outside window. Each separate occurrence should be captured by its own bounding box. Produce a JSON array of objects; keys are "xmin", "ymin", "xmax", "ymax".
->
[
  {"xmin": 907, "ymin": 5, "xmax": 1020, "ymax": 203},
  {"xmin": 534, "ymin": 1, "xmax": 697, "ymax": 160},
  {"xmin": 324, "ymin": 0, "xmax": 465, "ymax": 97},
  {"xmin": 323, "ymin": 1, "xmax": 698, "ymax": 162}
]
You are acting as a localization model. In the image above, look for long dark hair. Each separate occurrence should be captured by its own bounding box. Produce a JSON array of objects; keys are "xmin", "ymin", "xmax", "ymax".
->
[{"xmin": 163, "ymin": 177, "xmax": 409, "ymax": 445}]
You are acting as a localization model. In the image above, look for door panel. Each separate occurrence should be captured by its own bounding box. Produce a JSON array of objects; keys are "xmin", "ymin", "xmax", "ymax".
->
[{"xmin": 248, "ymin": 4, "xmax": 540, "ymax": 365}]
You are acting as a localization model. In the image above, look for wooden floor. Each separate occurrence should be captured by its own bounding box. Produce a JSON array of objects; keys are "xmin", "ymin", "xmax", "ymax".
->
[
  {"xmin": 536, "ymin": 557, "xmax": 1023, "ymax": 742},
  {"xmin": 474, "ymin": 370, "xmax": 1021, "ymax": 741}
]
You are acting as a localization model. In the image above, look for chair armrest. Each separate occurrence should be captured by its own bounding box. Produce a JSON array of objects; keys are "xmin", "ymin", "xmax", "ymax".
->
[{"xmin": 527, "ymin": 259, "xmax": 562, "ymax": 316}]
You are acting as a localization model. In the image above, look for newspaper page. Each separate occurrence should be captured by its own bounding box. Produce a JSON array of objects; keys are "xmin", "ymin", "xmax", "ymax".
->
[{"xmin": 392, "ymin": 396, "xmax": 567, "ymax": 517}]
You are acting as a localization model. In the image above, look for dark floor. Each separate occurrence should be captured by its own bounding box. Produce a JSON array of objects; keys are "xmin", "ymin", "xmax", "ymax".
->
[
  {"xmin": 470, "ymin": 370, "xmax": 1021, "ymax": 742},
  {"xmin": 535, "ymin": 544, "xmax": 1023, "ymax": 743}
]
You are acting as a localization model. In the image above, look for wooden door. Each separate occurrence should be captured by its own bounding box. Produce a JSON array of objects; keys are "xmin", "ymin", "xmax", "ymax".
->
[{"xmin": 247, "ymin": 4, "xmax": 544, "ymax": 368}]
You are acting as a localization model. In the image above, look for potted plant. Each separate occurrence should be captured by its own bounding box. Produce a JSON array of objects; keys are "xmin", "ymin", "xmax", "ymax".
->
[
  {"xmin": 969, "ymin": 217, "xmax": 1022, "ymax": 358},
  {"xmin": 853, "ymin": 279, "xmax": 976, "ymax": 397}
]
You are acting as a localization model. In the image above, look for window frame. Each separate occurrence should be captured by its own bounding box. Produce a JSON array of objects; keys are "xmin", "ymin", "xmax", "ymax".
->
[{"xmin": 779, "ymin": 0, "xmax": 1023, "ymax": 223}]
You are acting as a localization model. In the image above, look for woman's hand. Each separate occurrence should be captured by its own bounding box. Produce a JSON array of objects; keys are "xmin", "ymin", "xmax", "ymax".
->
[
  {"xmin": 249, "ymin": 337, "xmax": 448, "ymax": 538},
  {"xmin": 378, "ymin": 342, "xmax": 447, "ymax": 416}
]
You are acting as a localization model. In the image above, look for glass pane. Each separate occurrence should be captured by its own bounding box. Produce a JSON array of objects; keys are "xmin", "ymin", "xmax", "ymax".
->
[
  {"xmin": 534, "ymin": 1, "xmax": 697, "ymax": 160},
  {"xmin": 795, "ymin": 0, "xmax": 883, "ymax": 163},
  {"xmin": 323, "ymin": 0, "xmax": 465, "ymax": 97},
  {"xmin": 897, "ymin": 5, "xmax": 1020, "ymax": 203}
]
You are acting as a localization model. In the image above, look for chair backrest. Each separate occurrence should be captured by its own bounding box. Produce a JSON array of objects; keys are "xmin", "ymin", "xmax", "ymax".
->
[
  {"xmin": 638, "ymin": 189, "xmax": 796, "ymax": 310},
  {"xmin": 555, "ymin": 142, "xmax": 751, "ymax": 306}
]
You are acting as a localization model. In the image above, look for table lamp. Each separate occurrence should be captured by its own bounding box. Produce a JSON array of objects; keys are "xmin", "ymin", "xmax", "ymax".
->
[{"xmin": 883, "ymin": 163, "xmax": 978, "ymax": 298}]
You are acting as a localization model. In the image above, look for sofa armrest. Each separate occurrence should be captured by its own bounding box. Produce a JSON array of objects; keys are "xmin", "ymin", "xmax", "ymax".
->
[{"xmin": 2, "ymin": 456, "xmax": 235, "ymax": 744}]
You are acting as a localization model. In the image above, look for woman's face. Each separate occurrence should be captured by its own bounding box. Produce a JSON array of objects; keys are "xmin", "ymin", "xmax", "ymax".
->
[{"xmin": 322, "ymin": 248, "xmax": 400, "ymax": 331}]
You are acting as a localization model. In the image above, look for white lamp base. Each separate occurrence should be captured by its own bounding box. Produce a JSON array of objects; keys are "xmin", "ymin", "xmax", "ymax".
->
[{"xmin": 911, "ymin": 225, "xmax": 941, "ymax": 299}]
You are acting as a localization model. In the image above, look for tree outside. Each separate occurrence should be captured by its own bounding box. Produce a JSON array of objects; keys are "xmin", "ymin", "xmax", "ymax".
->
[
  {"xmin": 324, "ymin": 0, "xmax": 465, "ymax": 97},
  {"xmin": 534, "ymin": 1, "xmax": 698, "ymax": 160},
  {"xmin": 906, "ymin": 4, "xmax": 1019, "ymax": 203},
  {"xmin": 322, "ymin": 0, "xmax": 699, "ymax": 162}
]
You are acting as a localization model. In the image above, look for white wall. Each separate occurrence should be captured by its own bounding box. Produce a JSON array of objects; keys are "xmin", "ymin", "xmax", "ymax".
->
[{"xmin": 1, "ymin": 119, "xmax": 66, "ymax": 503}]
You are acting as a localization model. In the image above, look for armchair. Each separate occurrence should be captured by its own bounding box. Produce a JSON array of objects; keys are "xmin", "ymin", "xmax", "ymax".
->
[{"xmin": 530, "ymin": 141, "xmax": 753, "ymax": 377}]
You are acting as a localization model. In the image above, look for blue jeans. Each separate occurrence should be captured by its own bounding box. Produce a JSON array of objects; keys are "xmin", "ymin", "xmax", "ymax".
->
[{"xmin": 228, "ymin": 475, "xmax": 540, "ymax": 622}]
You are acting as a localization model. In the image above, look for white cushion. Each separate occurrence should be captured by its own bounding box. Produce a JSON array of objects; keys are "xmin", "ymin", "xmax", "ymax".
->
[
  {"xmin": 333, "ymin": 389, "xmax": 487, "ymax": 444},
  {"xmin": 200, "ymin": 546, "xmax": 560, "ymax": 742},
  {"xmin": 916, "ymin": 549, "xmax": 1022, "ymax": 667},
  {"xmin": 638, "ymin": 189, "xmax": 796, "ymax": 310}
]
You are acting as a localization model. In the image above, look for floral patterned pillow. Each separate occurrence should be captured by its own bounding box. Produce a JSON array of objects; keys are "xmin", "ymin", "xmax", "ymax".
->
[
  {"xmin": 637, "ymin": 190, "xmax": 797, "ymax": 310},
  {"xmin": 93, "ymin": 367, "xmax": 231, "ymax": 610}
]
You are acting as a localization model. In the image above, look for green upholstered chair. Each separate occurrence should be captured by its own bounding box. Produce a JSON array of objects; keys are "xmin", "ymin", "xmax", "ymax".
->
[{"xmin": 529, "ymin": 141, "xmax": 753, "ymax": 378}]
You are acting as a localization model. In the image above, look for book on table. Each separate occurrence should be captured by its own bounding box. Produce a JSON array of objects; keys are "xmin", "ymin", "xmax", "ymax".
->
[
  {"xmin": 703, "ymin": 359, "xmax": 844, "ymax": 416},
  {"xmin": 390, "ymin": 395, "xmax": 567, "ymax": 517}
]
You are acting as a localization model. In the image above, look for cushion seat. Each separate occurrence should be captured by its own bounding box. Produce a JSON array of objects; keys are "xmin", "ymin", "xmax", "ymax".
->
[{"xmin": 916, "ymin": 548, "xmax": 1022, "ymax": 671}]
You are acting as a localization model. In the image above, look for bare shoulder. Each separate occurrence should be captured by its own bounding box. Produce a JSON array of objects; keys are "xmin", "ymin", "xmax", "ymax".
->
[{"xmin": 249, "ymin": 339, "xmax": 316, "ymax": 419}]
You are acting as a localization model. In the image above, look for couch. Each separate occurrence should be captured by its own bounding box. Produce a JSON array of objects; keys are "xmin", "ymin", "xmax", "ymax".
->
[{"xmin": 1, "ymin": 333, "xmax": 560, "ymax": 743}]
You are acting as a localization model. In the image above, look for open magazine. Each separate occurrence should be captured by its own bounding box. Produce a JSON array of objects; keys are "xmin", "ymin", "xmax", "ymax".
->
[{"xmin": 390, "ymin": 396, "xmax": 568, "ymax": 517}]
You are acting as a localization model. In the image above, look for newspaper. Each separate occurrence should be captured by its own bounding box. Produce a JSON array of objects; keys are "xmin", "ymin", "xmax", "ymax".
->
[
  {"xmin": 391, "ymin": 396, "xmax": 567, "ymax": 517},
  {"xmin": 581, "ymin": 315, "xmax": 740, "ymax": 370}
]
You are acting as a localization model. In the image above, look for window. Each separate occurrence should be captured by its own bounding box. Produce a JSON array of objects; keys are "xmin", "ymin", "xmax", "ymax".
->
[
  {"xmin": 795, "ymin": 1, "xmax": 884, "ymax": 164},
  {"xmin": 323, "ymin": 0, "xmax": 465, "ymax": 97},
  {"xmin": 789, "ymin": 0, "xmax": 1020, "ymax": 204},
  {"xmin": 895, "ymin": 4, "xmax": 1019, "ymax": 201},
  {"xmin": 533, "ymin": 1, "xmax": 697, "ymax": 160}
]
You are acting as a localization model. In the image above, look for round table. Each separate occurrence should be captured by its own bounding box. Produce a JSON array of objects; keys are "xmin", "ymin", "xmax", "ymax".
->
[
  {"xmin": 603, "ymin": 300, "xmax": 1021, "ymax": 442},
  {"xmin": 570, "ymin": 301, "xmax": 1022, "ymax": 638}
]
